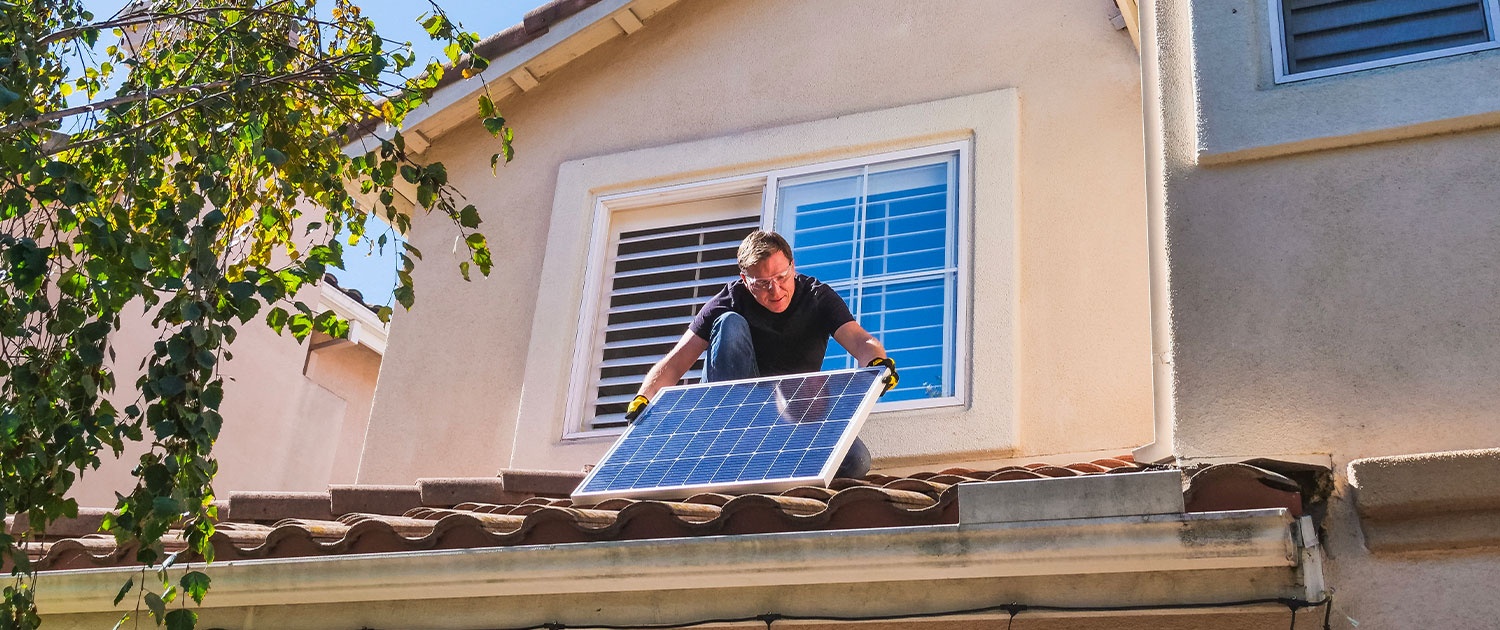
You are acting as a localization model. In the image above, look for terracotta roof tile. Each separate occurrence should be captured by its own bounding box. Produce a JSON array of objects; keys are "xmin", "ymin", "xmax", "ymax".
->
[
  {"xmin": 329, "ymin": 484, "xmax": 422, "ymax": 516},
  {"xmin": 499, "ymin": 469, "xmax": 587, "ymax": 496},
  {"xmin": 417, "ymin": 477, "xmax": 521, "ymax": 506},
  {"xmin": 227, "ymin": 491, "xmax": 333, "ymax": 522},
  {"xmin": 1184, "ymin": 463, "xmax": 1304, "ymax": 517},
  {"xmin": 17, "ymin": 458, "xmax": 1316, "ymax": 572}
]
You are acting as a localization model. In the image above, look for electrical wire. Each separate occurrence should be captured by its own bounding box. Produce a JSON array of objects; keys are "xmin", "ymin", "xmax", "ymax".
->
[{"xmin": 464, "ymin": 595, "xmax": 1334, "ymax": 630}]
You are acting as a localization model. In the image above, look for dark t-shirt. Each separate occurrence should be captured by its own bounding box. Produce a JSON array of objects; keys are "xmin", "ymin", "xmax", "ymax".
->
[{"xmin": 687, "ymin": 274, "xmax": 855, "ymax": 376}]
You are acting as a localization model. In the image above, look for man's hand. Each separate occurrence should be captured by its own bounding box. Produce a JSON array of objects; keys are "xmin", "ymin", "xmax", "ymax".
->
[
  {"xmin": 867, "ymin": 357, "xmax": 898, "ymax": 396},
  {"xmin": 624, "ymin": 394, "xmax": 650, "ymax": 423}
]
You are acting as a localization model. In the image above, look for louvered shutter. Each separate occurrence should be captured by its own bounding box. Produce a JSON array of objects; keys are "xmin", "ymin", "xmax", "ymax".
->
[
  {"xmin": 588, "ymin": 215, "xmax": 760, "ymax": 429},
  {"xmin": 1280, "ymin": 0, "xmax": 1495, "ymax": 75}
]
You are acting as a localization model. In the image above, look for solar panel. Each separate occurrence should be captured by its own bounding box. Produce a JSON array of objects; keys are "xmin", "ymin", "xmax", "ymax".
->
[{"xmin": 572, "ymin": 366, "xmax": 887, "ymax": 502}]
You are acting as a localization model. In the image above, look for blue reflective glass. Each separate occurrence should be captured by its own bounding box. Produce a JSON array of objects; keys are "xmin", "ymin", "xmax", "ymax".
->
[
  {"xmin": 661, "ymin": 459, "xmax": 697, "ymax": 486},
  {"xmin": 741, "ymin": 452, "xmax": 779, "ymax": 481},
  {"xmin": 634, "ymin": 460, "xmax": 672, "ymax": 487},
  {"xmin": 731, "ymin": 426, "xmax": 769, "ymax": 454},
  {"xmin": 575, "ymin": 368, "xmax": 886, "ymax": 498},
  {"xmin": 796, "ymin": 449, "xmax": 834, "ymax": 477},
  {"xmin": 759, "ymin": 424, "xmax": 795, "ymax": 453},
  {"xmin": 784, "ymin": 156, "xmax": 957, "ymax": 405},
  {"xmin": 714, "ymin": 454, "xmax": 751, "ymax": 482},
  {"xmin": 768, "ymin": 450, "xmax": 804, "ymax": 477},
  {"xmin": 687, "ymin": 456, "xmax": 726, "ymax": 485},
  {"xmin": 705, "ymin": 431, "xmax": 739, "ymax": 457}
]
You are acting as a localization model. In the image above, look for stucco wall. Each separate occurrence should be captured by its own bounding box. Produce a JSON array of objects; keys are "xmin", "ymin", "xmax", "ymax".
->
[
  {"xmin": 357, "ymin": 0, "xmax": 1152, "ymax": 481},
  {"xmin": 1145, "ymin": 0, "xmax": 1500, "ymax": 626},
  {"xmin": 68, "ymin": 291, "xmax": 381, "ymax": 508}
]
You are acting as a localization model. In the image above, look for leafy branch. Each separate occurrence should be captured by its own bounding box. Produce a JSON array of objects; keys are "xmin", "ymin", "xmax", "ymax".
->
[{"xmin": 0, "ymin": 1, "xmax": 512, "ymax": 628}]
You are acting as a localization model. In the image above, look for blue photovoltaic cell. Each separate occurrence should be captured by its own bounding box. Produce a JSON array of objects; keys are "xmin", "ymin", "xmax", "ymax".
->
[{"xmin": 572, "ymin": 367, "xmax": 886, "ymax": 501}]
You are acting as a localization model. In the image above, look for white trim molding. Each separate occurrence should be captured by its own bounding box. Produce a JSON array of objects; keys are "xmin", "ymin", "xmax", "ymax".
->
[
  {"xmin": 508, "ymin": 90, "xmax": 1020, "ymax": 472},
  {"xmin": 564, "ymin": 142, "xmax": 973, "ymax": 437}
]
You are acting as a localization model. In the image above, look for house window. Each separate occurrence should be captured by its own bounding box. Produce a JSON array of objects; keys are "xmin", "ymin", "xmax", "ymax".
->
[
  {"xmin": 1272, "ymin": 0, "xmax": 1500, "ymax": 83},
  {"xmin": 576, "ymin": 144, "xmax": 968, "ymax": 433},
  {"xmin": 589, "ymin": 212, "xmax": 760, "ymax": 429},
  {"xmin": 773, "ymin": 152, "xmax": 960, "ymax": 406}
]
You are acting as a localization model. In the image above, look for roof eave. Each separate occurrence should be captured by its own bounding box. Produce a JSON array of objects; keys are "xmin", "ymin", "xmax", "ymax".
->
[
  {"xmin": 37, "ymin": 508, "xmax": 1315, "ymax": 624},
  {"xmin": 347, "ymin": 0, "xmax": 681, "ymax": 158}
]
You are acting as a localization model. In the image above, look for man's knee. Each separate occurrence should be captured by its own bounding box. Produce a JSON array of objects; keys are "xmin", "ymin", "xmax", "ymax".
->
[
  {"xmin": 711, "ymin": 311, "xmax": 750, "ymax": 339},
  {"xmin": 836, "ymin": 437, "xmax": 871, "ymax": 479}
]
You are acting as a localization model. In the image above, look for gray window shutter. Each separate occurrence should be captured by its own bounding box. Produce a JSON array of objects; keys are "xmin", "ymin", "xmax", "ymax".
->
[
  {"xmin": 1281, "ymin": 0, "xmax": 1493, "ymax": 75},
  {"xmin": 589, "ymin": 216, "xmax": 759, "ymax": 429}
]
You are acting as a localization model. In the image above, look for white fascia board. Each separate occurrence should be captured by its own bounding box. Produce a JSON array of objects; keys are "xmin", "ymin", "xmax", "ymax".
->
[
  {"xmin": 317, "ymin": 283, "xmax": 388, "ymax": 355},
  {"xmin": 360, "ymin": 0, "xmax": 656, "ymax": 146},
  {"xmin": 36, "ymin": 509, "xmax": 1303, "ymax": 614}
]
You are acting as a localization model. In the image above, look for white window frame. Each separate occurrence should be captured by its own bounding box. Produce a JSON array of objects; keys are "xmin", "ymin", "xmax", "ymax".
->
[
  {"xmin": 1270, "ymin": 0, "xmax": 1500, "ymax": 84},
  {"xmin": 564, "ymin": 141, "xmax": 972, "ymax": 439},
  {"xmin": 763, "ymin": 142, "xmax": 970, "ymax": 413}
]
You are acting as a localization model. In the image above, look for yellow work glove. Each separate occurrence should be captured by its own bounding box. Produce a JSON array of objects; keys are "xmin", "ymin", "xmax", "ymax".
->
[
  {"xmin": 867, "ymin": 357, "xmax": 898, "ymax": 396},
  {"xmin": 624, "ymin": 394, "xmax": 650, "ymax": 423}
]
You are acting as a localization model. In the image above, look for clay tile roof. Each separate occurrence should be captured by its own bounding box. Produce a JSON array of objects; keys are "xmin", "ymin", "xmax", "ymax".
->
[{"xmin": 13, "ymin": 458, "xmax": 1313, "ymax": 572}]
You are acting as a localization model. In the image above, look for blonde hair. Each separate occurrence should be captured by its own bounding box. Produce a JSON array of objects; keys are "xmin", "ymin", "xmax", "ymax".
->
[{"xmin": 736, "ymin": 230, "xmax": 794, "ymax": 271}]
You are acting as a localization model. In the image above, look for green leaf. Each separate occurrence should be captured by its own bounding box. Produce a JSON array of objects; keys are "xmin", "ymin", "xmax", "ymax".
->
[
  {"xmin": 458, "ymin": 205, "xmax": 481, "ymax": 229},
  {"xmin": 266, "ymin": 307, "xmax": 289, "ymax": 333},
  {"xmin": 0, "ymin": 85, "xmax": 20, "ymax": 108},
  {"xmin": 144, "ymin": 592, "xmax": 166, "ymax": 621},
  {"xmin": 393, "ymin": 284, "xmax": 415, "ymax": 310},
  {"xmin": 62, "ymin": 182, "xmax": 93, "ymax": 205},
  {"xmin": 113, "ymin": 577, "xmax": 134, "ymax": 606},
  {"xmin": 478, "ymin": 94, "xmax": 496, "ymax": 118},
  {"xmin": 288, "ymin": 313, "xmax": 313, "ymax": 341},
  {"xmin": 153, "ymin": 497, "xmax": 182, "ymax": 518},
  {"xmin": 165, "ymin": 608, "xmax": 197, "ymax": 630},
  {"xmin": 155, "ymin": 375, "xmax": 186, "ymax": 397},
  {"xmin": 263, "ymin": 148, "xmax": 288, "ymax": 166},
  {"xmin": 179, "ymin": 571, "xmax": 210, "ymax": 604},
  {"xmin": 202, "ymin": 382, "xmax": 224, "ymax": 409},
  {"xmin": 482, "ymin": 116, "xmax": 505, "ymax": 136},
  {"xmin": 131, "ymin": 248, "xmax": 151, "ymax": 270}
]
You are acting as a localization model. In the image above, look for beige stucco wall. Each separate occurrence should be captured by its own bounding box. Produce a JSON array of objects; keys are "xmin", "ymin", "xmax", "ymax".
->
[
  {"xmin": 357, "ymin": 0, "xmax": 1152, "ymax": 482},
  {"xmin": 1145, "ymin": 0, "xmax": 1500, "ymax": 626},
  {"xmin": 67, "ymin": 291, "xmax": 381, "ymax": 508}
]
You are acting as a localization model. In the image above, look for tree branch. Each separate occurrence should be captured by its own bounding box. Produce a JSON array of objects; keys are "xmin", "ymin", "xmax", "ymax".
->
[
  {"xmin": 0, "ymin": 81, "xmax": 232, "ymax": 136},
  {"xmin": 45, "ymin": 64, "xmax": 348, "ymax": 156}
]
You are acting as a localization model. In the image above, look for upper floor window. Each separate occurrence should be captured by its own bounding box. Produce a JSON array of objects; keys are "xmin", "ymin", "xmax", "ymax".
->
[
  {"xmin": 774, "ymin": 152, "xmax": 960, "ymax": 407},
  {"xmin": 1272, "ymin": 0, "xmax": 1500, "ymax": 83},
  {"xmin": 574, "ymin": 143, "xmax": 969, "ymax": 433}
]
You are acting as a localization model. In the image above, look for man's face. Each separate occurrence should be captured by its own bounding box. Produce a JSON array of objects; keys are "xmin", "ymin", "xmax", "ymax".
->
[{"xmin": 742, "ymin": 251, "xmax": 796, "ymax": 313}]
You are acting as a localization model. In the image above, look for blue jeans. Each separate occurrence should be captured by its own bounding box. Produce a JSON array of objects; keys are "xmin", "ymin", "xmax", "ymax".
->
[{"xmin": 707, "ymin": 312, "xmax": 872, "ymax": 479}]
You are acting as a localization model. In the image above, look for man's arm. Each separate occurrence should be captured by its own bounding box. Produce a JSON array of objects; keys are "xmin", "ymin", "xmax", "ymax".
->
[
  {"xmin": 832, "ymin": 321, "xmax": 886, "ymax": 365},
  {"xmin": 635, "ymin": 331, "xmax": 710, "ymax": 401}
]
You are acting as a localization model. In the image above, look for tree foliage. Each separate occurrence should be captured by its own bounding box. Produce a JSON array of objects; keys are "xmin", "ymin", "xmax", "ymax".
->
[{"xmin": 0, "ymin": 0, "xmax": 508, "ymax": 626}]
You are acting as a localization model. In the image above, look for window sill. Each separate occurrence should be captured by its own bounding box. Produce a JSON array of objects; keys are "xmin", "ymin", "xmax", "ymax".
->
[
  {"xmin": 1348, "ymin": 448, "xmax": 1500, "ymax": 553},
  {"xmin": 873, "ymin": 396, "xmax": 967, "ymax": 414}
]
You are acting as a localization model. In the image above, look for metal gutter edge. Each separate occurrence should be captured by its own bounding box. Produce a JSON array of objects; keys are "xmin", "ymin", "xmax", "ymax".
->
[{"xmin": 36, "ymin": 509, "xmax": 1299, "ymax": 614}]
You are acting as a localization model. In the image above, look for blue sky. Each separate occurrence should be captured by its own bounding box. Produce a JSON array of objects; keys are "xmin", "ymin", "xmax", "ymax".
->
[{"xmin": 78, "ymin": 0, "xmax": 543, "ymax": 306}]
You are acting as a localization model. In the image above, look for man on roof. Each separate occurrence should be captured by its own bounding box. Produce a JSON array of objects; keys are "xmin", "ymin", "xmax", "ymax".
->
[{"xmin": 624, "ymin": 230, "xmax": 898, "ymax": 478}]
